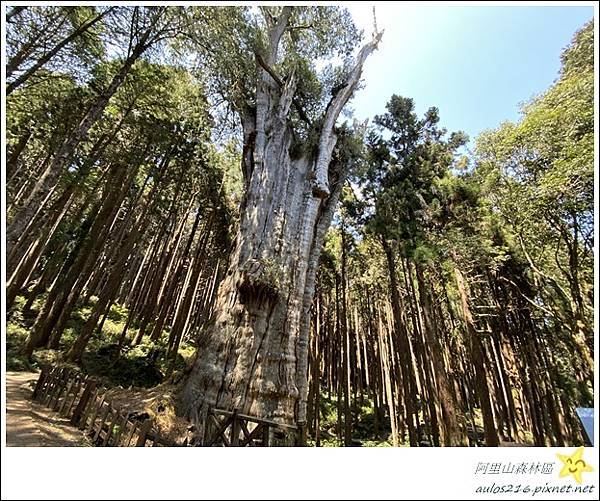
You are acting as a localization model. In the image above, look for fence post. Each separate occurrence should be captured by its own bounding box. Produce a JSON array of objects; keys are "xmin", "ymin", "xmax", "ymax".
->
[
  {"xmin": 102, "ymin": 409, "xmax": 119, "ymax": 446},
  {"xmin": 58, "ymin": 374, "xmax": 77, "ymax": 415},
  {"xmin": 64, "ymin": 375, "xmax": 84, "ymax": 417},
  {"xmin": 71, "ymin": 380, "xmax": 96, "ymax": 426},
  {"xmin": 111, "ymin": 414, "xmax": 127, "ymax": 447},
  {"xmin": 231, "ymin": 408, "xmax": 240, "ymax": 446},
  {"xmin": 49, "ymin": 368, "xmax": 70, "ymax": 410},
  {"xmin": 135, "ymin": 419, "xmax": 153, "ymax": 447},
  {"xmin": 123, "ymin": 420, "xmax": 139, "ymax": 447},
  {"xmin": 42, "ymin": 367, "xmax": 62, "ymax": 406},
  {"xmin": 262, "ymin": 424, "xmax": 271, "ymax": 447},
  {"xmin": 93, "ymin": 402, "xmax": 111, "ymax": 442},
  {"xmin": 296, "ymin": 421, "xmax": 307, "ymax": 447},
  {"xmin": 32, "ymin": 366, "xmax": 49, "ymax": 400},
  {"xmin": 202, "ymin": 406, "xmax": 212, "ymax": 446}
]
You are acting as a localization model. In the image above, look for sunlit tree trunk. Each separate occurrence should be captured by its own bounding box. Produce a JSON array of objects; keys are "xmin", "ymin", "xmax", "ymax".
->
[
  {"xmin": 454, "ymin": 267, "xmax": 499, "ymax": 446},
  {"xmin": 6, "ymin": 9, "xmax": 161, "ymax": 263},
  {"xmin": 415, "ymin": 264, "xmax": 466, "ymax": 446}
]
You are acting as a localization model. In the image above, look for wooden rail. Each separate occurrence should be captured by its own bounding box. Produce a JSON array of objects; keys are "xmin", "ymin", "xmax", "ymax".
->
[
  {"xmin": 32, "ymin": 366, "xmax": 181, "ymax": 447},
  {"xmin": 32, "ymin": 366, "xmax": 307, "ymax": 447},
  {"xmin": 202, "ymin": 406, "xmax": 307, "ymax": 447}
]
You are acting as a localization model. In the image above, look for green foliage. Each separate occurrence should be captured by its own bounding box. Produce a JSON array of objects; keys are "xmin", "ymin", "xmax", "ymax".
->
[
  {"xmin": 309, "ymin": 391, "xmax": 398, "ymax": 447},
  {"xmin": 473, "ymin": 20, "xmax": 594, "ymax": 378},
  {"xmin": 351, "ymin": 93, "xmax": 471, "ymax": 269},
  {"xmin": 315, "ymin": 19, "xmax": 594, "ymax": 447},
  {"xmin": 180, "ymin": 5, "xmax": 362, "ymax": 130},
  {"xmin": 6, "ymin": 295, "xmax": 192, "ymax": 389}
]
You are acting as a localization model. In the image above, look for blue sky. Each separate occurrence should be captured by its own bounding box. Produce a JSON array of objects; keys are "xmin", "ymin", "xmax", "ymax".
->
[{"xmin": 347, "ymin": 4, "xmax": 595, "ymax": 147}]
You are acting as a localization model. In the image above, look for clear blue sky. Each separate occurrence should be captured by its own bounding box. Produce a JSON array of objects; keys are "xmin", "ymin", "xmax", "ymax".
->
[{"xmin": 347, "ymin": 4, "xmax": 595, "ymax": 147}]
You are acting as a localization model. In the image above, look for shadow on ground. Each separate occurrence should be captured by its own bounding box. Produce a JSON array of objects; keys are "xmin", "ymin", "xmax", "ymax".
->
[{"xmin": 5, "ymin": 371, "xmax": 91, "ymax": 447}]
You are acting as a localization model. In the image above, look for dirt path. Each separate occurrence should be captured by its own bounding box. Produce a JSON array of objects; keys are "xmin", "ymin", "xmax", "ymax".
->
[{"xmin": 5, "ymin": 371, "xmax": 91, "ymax": 447}]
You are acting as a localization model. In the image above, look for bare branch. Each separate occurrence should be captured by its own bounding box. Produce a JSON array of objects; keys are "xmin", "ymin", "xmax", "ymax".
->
[
  {"xmin": 254, "ymin": 51, "xmax": 311, "ymax": 126},
  {"xmin": 287, "ymin": 24, "xmax": 314, "ymax": 31},
  {"xmin": 312, "ymin": 29, "xmax": 384, "ymax": 198}
]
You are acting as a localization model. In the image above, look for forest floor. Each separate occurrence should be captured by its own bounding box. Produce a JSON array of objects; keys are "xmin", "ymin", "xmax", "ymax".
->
[{"xmin": 5, "ymin": 371, "xmax": 91, "ymax": 447}]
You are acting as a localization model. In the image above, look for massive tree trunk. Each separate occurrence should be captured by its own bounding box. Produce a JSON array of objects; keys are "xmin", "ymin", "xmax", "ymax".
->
[{"xmin": 181, "ymin": 10, "xmax": 382, "ymax": 437}]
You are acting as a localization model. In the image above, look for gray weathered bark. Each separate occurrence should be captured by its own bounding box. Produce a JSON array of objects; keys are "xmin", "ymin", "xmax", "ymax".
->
[{"xmin": 181, "ymin": 13, "xmax": 382, "ymax": 438}]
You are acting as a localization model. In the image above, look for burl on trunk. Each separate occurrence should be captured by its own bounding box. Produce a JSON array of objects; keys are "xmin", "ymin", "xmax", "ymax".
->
[{"xmin": 181, "ymin": 9, "xmax": 382, "ymax": 437}]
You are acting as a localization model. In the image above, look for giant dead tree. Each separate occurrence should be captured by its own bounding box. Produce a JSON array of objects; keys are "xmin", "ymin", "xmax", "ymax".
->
[{"xmin": 181, "ymin": 7, "xmax": 382, "ymax": 436}]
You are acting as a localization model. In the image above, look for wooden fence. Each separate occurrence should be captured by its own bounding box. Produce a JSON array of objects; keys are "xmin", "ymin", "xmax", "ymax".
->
[
  {"xmin": 32, "ymin": 366, "xmax": 307, "ymax": 447},
  {"xmin": 202, "ymin": 406, "xmax": 307, "ymax": 447},
  {"xmin": 32, "ymin": 366, "xmax": 180, "ymax": 447}
]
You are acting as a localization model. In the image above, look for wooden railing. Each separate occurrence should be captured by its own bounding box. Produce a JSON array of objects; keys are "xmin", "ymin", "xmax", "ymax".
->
[
  {"xmin": 32, "ymin": 366, "xmax": 181, "ymax": 447},
  {"xmin": 202, "ymin": 406, "xmax": 307, "ymax": 447},
  {"xmin": 32, "ymin": 366, "xmax": 307, "ymax": 447}
]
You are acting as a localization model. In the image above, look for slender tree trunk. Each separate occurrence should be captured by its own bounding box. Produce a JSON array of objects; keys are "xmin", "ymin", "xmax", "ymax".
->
[
  {"xmin": 454, "ymin": 267, "xmax": 499, "ymax": 446},
  {"xmin": 6, "ymin": 9, "xmax": 111, "ymax": 95},
  {"xmin": 340, "ymin": 222, "xmax": 352, "ymax": 446},
  {"xmin": 6, "ymin": 15, "xmax": 158, "ymax": 259},
  {"xmin": 380, "ymin": 239, "xmax": 418, "ymax": 446},
  {"xmin": 415, "ymin": 264, "xmax": 466, "ymax": 446},
  {"xmin": 167, "ymin": 213, "xmax": 215, "ymax": 371},
  {"xmin": 65, "ymin": 174, "xmax": 159, "ymax": 362},
  {"xmin": 6, "ymin": 130, "xmax": 32, "ymax": 179},
  {"xmin": 6, "ymin": 185, "xmax": 76, "ymax": 309},
  {"xmin": 22, "ymin": 164, "xmax": 131, "ymax": 357}
]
